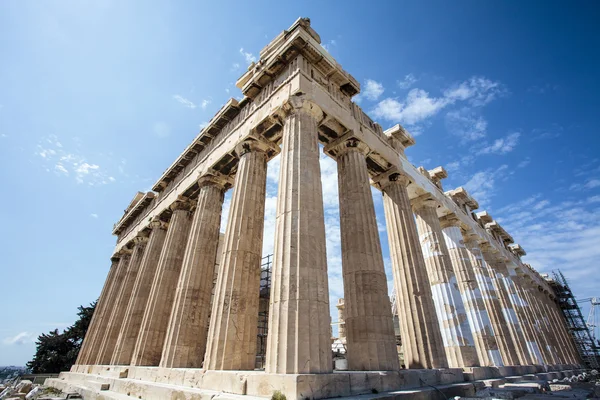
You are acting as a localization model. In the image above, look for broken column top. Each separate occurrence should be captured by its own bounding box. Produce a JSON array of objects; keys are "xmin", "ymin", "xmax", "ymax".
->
[
  {"xmin": 384, "ymin": 124, "xmax": 415, "ymax": 153},
  {"xmin": 485, "ymin": 220, "xmax": 514, "ymax": 245},
  {"xmin": 508, "ymin": 243, "xmax": 526, "ymax": 257},
  {"xmin": 427, "ymin": 166, "xmax": 447, "ymax": 190},
  {"xmin": 445, "ymin": 187, "xmax": 479, "ymax": 211},
  {"xmin": 476, "ymin": 211, "xmax": 493, "ymax": 224}
]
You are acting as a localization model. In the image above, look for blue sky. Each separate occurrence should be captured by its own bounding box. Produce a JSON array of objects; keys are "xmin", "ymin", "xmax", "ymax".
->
[{"xmin": 1, "ymin": 1, "xmax": 599, "ymax": 366}]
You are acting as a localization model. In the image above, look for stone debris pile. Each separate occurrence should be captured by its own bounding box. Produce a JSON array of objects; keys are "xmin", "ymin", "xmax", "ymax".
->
[{"xmin": 0, "ymin": 379, "xmax": 81, "ymax": 400}]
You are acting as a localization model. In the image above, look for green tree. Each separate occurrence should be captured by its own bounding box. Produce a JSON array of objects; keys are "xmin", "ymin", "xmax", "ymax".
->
[{"xmin": 27, "ymin": 301, "xmax": 96, "ymax": 373}]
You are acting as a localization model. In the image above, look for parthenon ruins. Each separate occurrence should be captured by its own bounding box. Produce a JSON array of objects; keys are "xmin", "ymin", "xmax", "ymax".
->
[{"xmin": 48, "ymin": 18, "xmax": 588, "ymax": 400}]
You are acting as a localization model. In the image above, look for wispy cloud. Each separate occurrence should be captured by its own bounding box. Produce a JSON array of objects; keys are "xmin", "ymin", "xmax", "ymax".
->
[
  {"xmin": 200, "ymin": 99, "xmax": 211, "ymax": 110},
  {"xmin": 90, "ymin": 213, "xmax": 99, "ymax": 219},
  {"xmin": 172, "ymin": 95, "xmax": 196, "ymax": 109},
  {"xmin": 570, "ymin": 178, "xmax": 600, "ymax": 191},
  {"xmin": 397, "ymin": 73, "xmax": 417, "ymax": 89},
  {"xmin": 153, "ymin": 121, "xmax": 170, "ymax": 138},
  {"xmin": 35, "ymin": 135, "xmax": 116, "ymax": 186},
  {"xmin": 445, "ymin": 108, "xmax": 487, "ymax": 142},
  {"xmin": 462, "ymin": 165, "xmax": 509, "ymax": 206},
  {"xmin": 371, "ymin": 76, "xmax": 505, "ymax": 128},
  {"xmin": 322, "ymin": 39, "xmax": 337, "ymax": 52},
  {"xmin": 239, "ymin": 47, "xmax": 256, "ymax": 64},
  {"xmin": 354, "ymin": 79, "xmax": 385, "ymax": 103},
  {"xmin": 477, "ymin": 132, "xmax": 521, "ymax": 155},
  {"xmin": 3, "ymin": 331, "xmax": 36, "ymax": 345}
]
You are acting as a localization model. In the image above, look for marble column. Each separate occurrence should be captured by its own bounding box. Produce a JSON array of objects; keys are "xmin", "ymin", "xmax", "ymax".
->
[
  {"xmin": 378, "ymin": 172, "xmax": 447, "ymax": 369},
  {"xmin": 204, "ymin": 139, "xmax": 268, "ymax": 371},
  {"xmin": 96, "ymin": 237, "xmax": 147, "ymax": 365},
  {"xmin": 480, "ymin": 246, "xmax": 531, "ymax": 365},
  {"xmin": 518, "ymin": 277, "xmax": 558, "ymax": 365},
  {"xmin": 503, "ymin": 267, "xmax": 544, "ymax": 365},
  {"xmin": 87, "ymin": 252, "xmax": 131, "ymax": 364},
  {"xmin": 331, "ymin": 138, "xmax": 399, "ymax": 371},
  {"xmin": 440, "ymin": 216, "xmax": 503, "ymax": 367},
  {"xmin": 464, "ymin": 235, "xmax": 519, "ymax": 366},
  {"xmin": 76, "ymin": 257, "xmax": 120, "ymax": 365},
  {"xmin": 337, "ymin": 299, "xmax": 346, "ymax": 340},
  {"xmin": 265, "ymin": 101, "xmax": 332, "ymax": 374},
  {"xmin": 544, "ymin": 296, "xmax": 580, "ymax": 365},
  {"xmin": 413, "ymin": 197, "xmax": 479, "ymax": 368},
  {"xmin": 111, "ymin": 219, "xmax": 168, "ymax": 365},
  {"xmin": 160, "ymin": 175, "xmax": 228, "ymax": 368},
  {"xmin": 131, "ymin": 200, "xmax": 193, "ymax": 366}
]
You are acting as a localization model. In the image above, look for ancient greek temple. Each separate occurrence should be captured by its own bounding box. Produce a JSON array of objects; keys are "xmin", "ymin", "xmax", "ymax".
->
[{"xmin": 48, "ymin": 18, "xmax": 585, "ymax": 400}]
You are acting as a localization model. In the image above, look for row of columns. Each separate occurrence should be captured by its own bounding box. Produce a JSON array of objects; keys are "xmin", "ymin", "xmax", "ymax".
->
[{"xmin": 77, "ymin": 98, "xmax": 581, "ymax": 372}]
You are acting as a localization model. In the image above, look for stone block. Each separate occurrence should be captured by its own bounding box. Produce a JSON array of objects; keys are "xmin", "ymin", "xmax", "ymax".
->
[
  {"xmin": 85, "ymin": 380, "xmax": 110, "ymax": 391},
  {"xmin": 202, "ymin": 370, "xmax": 249, "ymax": 395}
]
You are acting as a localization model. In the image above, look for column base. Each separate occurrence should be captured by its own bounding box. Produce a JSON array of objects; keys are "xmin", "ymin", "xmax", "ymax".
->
[{"xmin": 50, "ymin": 364, "xmax": 585, "ymax": 400}]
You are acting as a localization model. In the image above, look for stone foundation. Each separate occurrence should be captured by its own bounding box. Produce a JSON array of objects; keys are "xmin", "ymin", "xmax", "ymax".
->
[{"xmin": 46, "ymin": 364, "xmax": 583, "ymax": 400}]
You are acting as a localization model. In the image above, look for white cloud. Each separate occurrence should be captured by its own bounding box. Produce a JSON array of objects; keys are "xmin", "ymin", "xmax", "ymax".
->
[
  {"xmin": 35, "ymin": 135, "xmax": 116, "ymax": 186},
  {"xmin": 153, "ymin": 121, "xmax": 171, "ymax": 138},
  {"xmin": 372, "ymin": 76, "xmax": 504, "ymax": 130},
  {"xmin": 90, "ymin": 213, "xmax": 99, "ymax": 218},
  {"xmin": 478, "ymin": 132, "xmax": 521, "ymax": 155},
  {"xmin": 445, "ymin": 108, "xmax": 487, "ymax": 142},
  {"xmin": 172, "ymin": 95, "xmax": 196, "ymax": 109},
  {"xmin": 363, "ymin": 79, "xmax": 385, "ymax": 101},
  {"xmin": 463, "ymin": 165, "xmax": 509, "ymax": 206},
  {"xmin": 397, "ymin": 73, "xmax": 417, "ymax": 89},
  {"xmin": 570, "ymin": 178, "xmax": 600, "ymax": 191},
  {"xmin": 518, "ymin": 158, "xmax": 531, "ymax": 168},
  {"xmin": 3, "ymin": 331, "xmax": 36, "ymax": 345},
  {"xmin": 0, "ymin": 133, "xmax": 7, "ymax": 138},
  {"xmin": 231, "ymin": 62, "xmax": 241, "ymax": 71},
  {"xmin": 201, "ymin": 99, "xmax": 211, "ymax": 110},
  {"xmin": 199, "ymin": 121, "xmax": 209, "ymax": 130},
  {"xmin": 239, "ymin": 48, "xmax": 256, "ymax": 64},
  {"xmin": 322, "ymin": 39, "xmax": 337, "ymax": 52}
]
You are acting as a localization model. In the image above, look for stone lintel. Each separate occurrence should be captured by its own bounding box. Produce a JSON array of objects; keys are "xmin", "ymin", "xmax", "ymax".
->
[
  {"xmin": 236, "ymin": 18, "xmax": 359, "ymax": 99},
  {"xmin": 508, "ymin": 243, "xmax": 527, "ymax": 257},
  {"xmin": 383, "ymin": 123, "xmax": 415, "ymax": 153},
  {"xmin": 445, "ymin": 187, "xmax": 479, "ymax": 211},
  {"xmin": 475, "ymin": 211, "xmax": 493, "ymax": 225},
  {"xmin": 484, "ymin": 221, "xmax": 514, "ymax": 245},
  {"xmin": 112, "ymin": 192, "xmax": 156, "ymax": 236},
  {"xmin": 410, "ymin": 192, "xmax": 439, "ymax": 210}
]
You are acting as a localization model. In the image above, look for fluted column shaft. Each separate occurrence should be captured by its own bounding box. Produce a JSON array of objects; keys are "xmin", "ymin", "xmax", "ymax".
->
[
  {"xmin": 482, "ymin": 250, "xmax": 531, "ymax": 365},
  {"xmin": 334, "ymin": 140, "xmax": 399, "ymax": 371},
  {"xmin": 96, "ymin": 240, "xmax": 147, "ymax": 364},
  {"xmin": 518, "ymin": 279, "xmax": 558, "ymax": 365},
  {"xmin": 76, "ymin": 257, "xmax": 120, "ymax": 365},
  {"xmin": 501, "ymin": 266, "xmax": 544, "ymax": 365},
  {"xmin": 85, "ymin": 254, "xmax": 130, "ymax": 364},
  {"xmin": 466, "ymin": 239, "xmax": 520, "ymax": 366},
  {"xmin": 440, "ymin": 220, "xmax": 503, "ymax": 367},
  {"xmin": 204, "ymin": 141, "xmax": 268, "ymax": 371},
  {"xmin": 544, "ymin": 296, "xmax": 581, "ymax": 365},
  {"xmin": 131, "ymin": 203, "xmax": 192, "ymax": 366},
  {"xmin": 160, "ymin": 177, "xmax": 226, "ymax": 368},
  {"xmin": 380, "ymin": 174, "xmax": 447, "ymax": 369},
  {"xmin": 265, "ymin": 104, "xmax": 332, "ymax": 374},
  {"xmin": 111, "ymin": 220, "xmax": 168, "ymax": 365},
  {"xmin": 413, "ymin": 200, "xmax": 479, "ymax": 367}
]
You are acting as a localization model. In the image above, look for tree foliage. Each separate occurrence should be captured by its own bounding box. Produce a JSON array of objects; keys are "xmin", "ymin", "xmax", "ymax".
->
[{"xmin": 27, "ymin": 301, "xmax": 96, "ymax": 373}]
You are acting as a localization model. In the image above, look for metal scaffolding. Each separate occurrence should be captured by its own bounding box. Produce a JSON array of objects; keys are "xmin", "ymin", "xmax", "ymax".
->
[
  {"xmin": 549, "ymin": 270, "xmax": 600, "ymax": 369},
  {"xmin": 255, "ymin": 254, "xmax": 272, "ymax": 369}
]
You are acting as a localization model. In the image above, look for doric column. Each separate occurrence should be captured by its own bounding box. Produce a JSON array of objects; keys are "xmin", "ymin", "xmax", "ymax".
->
[
  {"xmin": 544, "ymin": 295, "xmax": 581, "ymax": 365},
  {"xmin": 76, "ymin": 257, "xmax": 120, "ymax": 365},
  {"xmin": 111, "ymin": 218, "xmax": 168, "ymax": 365},
  {"xmin": 131, "ymin": 200, "xmax": 193, "ymax": 366},
  {"xmin": 328, "ymin": 137, "xmax": 399, "ymax": 371},
  {"xmin": 464, "ymin": 235, "xmax": 519, "ymax": 366},
  {"xmin": 518, "ymin": 276, "xmax": 559, "ymax": 365},
  {"xmin": 160, "ymin": 174, "xmax": 228, "ymax": 368},
  {"xmin": 265, "ymin": 100, "xmax": 332, "ymax": 374},
  {"xmin": 337, "ymin": 299, "xmax": 346, "ymax": 340},
  {"xmin": 204, "ymin": 138, "xmax": 269, "ymax": 371},
  {"xmin": 499, "ymin": 265, "xmax": 544, "ymax": 365},
  {"xmin": 510, "ymin": 271, "xmax": 553, "ymax": 365},
  {"xmin": 481, "ymin": 246, "xmax": 531, "ymax": 365},
  {"xmin": 96, "ymin": 237, "xmax": 147, "ymax": 364},
  {"xmin": 87, "ymin": 252, "xmax": 131, "ymax": 364},
  {"xmin": 377, "ymin": 172, "xmax": 447, "ymax": 369},
  {"xmin": 412, "ymin": 197, "xmax": 479, "ymax": 368},
  {"xmin": 439, "ymin": 216, "xmax": 503, "ymax": 367}
]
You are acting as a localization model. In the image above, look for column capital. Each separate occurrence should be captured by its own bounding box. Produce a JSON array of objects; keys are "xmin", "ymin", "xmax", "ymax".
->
[
  {"xmin": 324, "ymin": 137, "xmax": 370, "ymax": 159},
  {"xmin": 234, "ymin": 136, "xmax": 280, "ymax": 158},
  {"xmin": 279, "ymin": 95, "xmax": 324, "ymax": 121},
  {"xmin": 133, "ymin": 234, "xmax": 149, "ymax": 247},
  {"xmin": 372, "ymin": 168, "xmax": 411, "ymax": 190},
  {"xmin": 117, "ymin": 247, "xmax": 133, "ymax": 258},
  {"xmin": 197, "ymin": 172, "xmax": 234, "ymax": 191},
  {"xmin": 170, "ymin": 197, "xmax": 193, "ymax": 212},
  {"xmin": 150, "ymin": 217, "xmax": 169, "ymax": 231},
  {"xmin": 110, "ymin": 255, "xmax": 120, "ymax": 263},
  {"xmin": 439, "ymin": 213, "xmax": 463, "ymax": 229},
  {"xmin": 410, "ymin": 193, "xmax": 438, "ymax": 211}
]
